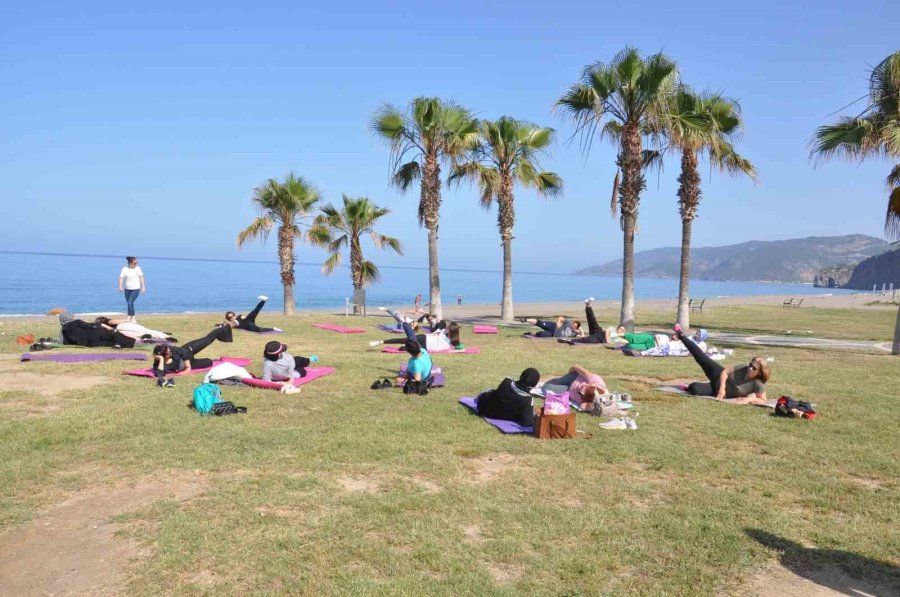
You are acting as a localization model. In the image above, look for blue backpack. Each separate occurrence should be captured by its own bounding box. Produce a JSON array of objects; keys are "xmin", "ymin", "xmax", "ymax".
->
[{"xmin": 193, "ymin": 383, "xmax": 223, "ymax": 414}]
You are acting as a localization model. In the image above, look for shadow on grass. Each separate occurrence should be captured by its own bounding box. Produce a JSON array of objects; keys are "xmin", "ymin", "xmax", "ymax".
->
[{"xmin": 745, "ymin": 529, "xmax": 900, "ymax": 595}]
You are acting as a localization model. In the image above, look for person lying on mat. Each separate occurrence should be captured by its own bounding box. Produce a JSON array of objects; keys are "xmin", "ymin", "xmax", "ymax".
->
[
  {"xmin": 522, "ymin": 315, "xmax": 582, "ymax": 338},
  {"xmin": 151, "ymin": 325, "xmax": 233, "ymax": 386},
  {"xmin": 221, "ymin": 296, "xmax": 281, "ymax": 333},
  {"xmin": 476, "ymin": 367, "xmax": 540, "ymax": 426},
  {"xmin": 610, "ymin": 325, "xmax": 672, "ymax": 351},
  {"xmin": 95, "ymin": 317, "xmax": 177, "ymax": 343},
  {"xmin": 625, "ymin": 329, "xmax": 709, "ymax": 357},
  {"xmin": 261, "ymin": 341, "xmax": 318, "ymax": 381},
  {"xmin": 371, "ymin": 308, "xmax": 464, "ymax": 351},
  {"xmin": 60, "ymin": 317, "xmax": 137, "ymax": 349},
  {"xmin": 542, "ymin": 364, "xmax": 608, "ymax": 409},
  {"xmin": 402, "ymin": 339, "xmax": 432, "ymax": 381},
  {"xmin": 557, "ymin": 298, "xmax": 611, "ymax": 344},
  {"xmin": 673, "ymin": 324, "xmax": 769, "ymax": 404}
]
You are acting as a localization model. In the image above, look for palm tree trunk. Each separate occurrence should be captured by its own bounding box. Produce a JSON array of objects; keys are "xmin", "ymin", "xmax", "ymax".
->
[
  {"xmin": 676, "ymin": 150, "xmax": 701, "ymax": 329},
  {"xmin": 893, "ymin": 302, "xmax": 900, "ymax": 355},
  {"xmin": 350, "ymin": 238, "xmax": 363, "ymax": 314},
  {"xmin": 422, "ymin": 156, "xmax": 443, "ymax": 320},
  {"xmin": 278, "ymin": 226, "xmax": 296, "ymax": 316},
  {"xmin": 498, "ymin": 177, "xmax": 516, "ymax": 321},
  {"xmin": 618, "ymin": 121, "xmax": 644, "ymax": 331},
  {"xmin": 676, "ymin": 218, "xmax": 693, "ymax": 329},
  {"xmin": 500, "ymin": 235, "xmax": 513, "ymax": 321}
]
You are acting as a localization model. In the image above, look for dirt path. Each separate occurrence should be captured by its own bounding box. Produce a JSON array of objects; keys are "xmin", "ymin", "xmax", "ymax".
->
[{"xmin": 0, "ymin": 473, "xmax": 206, "ymax": 596}]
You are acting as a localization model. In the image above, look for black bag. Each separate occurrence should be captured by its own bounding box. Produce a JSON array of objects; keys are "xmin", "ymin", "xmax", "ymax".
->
[
  {"xmin": 211, "ymin": 401, "xmax": 247, "ymax": 416},
  {"xmin": 403, "ymin": 377, "xmax": 432, "ymax": 396},
  {"xmin": 774, "ymin": 396, "xmax": 816, "ymax": 419}
]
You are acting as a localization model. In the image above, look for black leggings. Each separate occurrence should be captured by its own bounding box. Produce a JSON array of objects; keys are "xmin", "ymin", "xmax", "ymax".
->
[
  {"xmin": 572, "ymin": 305, "xmax": 606, "ymax": 344},
  {"xmin": 237, "ymin": 300, "xmax": 274, "ymax": 333},
  {"xmin": 294, "ymin": 355, "xmax": 311, "ymax": 378},
  {"xmin": 168, "ymin": 326, "xmax": 232, "ymax": 375},
  {"xmin": 679, "ymin": 333, "xmax": 725, "ymax": 396}
]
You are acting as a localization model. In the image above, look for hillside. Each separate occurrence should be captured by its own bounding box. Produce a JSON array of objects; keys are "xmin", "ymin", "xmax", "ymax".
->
[{"xmin": 574, "ymin": 234, "xmax": 889, "ymax": 283}]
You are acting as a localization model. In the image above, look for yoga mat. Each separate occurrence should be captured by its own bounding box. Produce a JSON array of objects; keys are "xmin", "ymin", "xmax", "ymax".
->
[
  {"xmin": 395, "ymin": 364, "xmax": 445, "ymax": 387},
  {"xmin": 21, "ymin": 352, "xmax": 148, "ymax": 363},
  {"xmin": 312, "ymin": 323, "xmax": 366, "ymax": 333},
  {"xmin": 655, "ymin": 385, "xmax": 780, "ymax": 408},
  {"xmin": 240, "ymin": 366, "xmax": 335, "ymax": 390},
  {"xmin": 376, "ymin": 324, "xmax": 405, "ymax": 333},
  {"xmin": 123, "ymin": 356, "xmax": 252, "ymax": 378},
  {"xmin": 381, "ymin": 345, "xmax": 480, "ymax": 355},
  {"xmin": 522, "ymin": 333, "xmax": 554, "ymax": 340},
  {"xmin": 458, "ymin": 397, "xmax": 533, "ymax": 434},
  {"xmin": 473, "ymin": 325, "xmax": 498, "ymax": 334},
  {"xmin": 237, "ymin": 328, "xmax": 281, "ymax": 335}
]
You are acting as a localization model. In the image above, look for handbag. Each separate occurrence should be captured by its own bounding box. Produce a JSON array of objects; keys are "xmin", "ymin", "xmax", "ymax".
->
[
  {"xmin": 211, "ymin": 401, "xmax": 247, "ymax": 416},
  {"xmin": 533, "ymin": 407, "xmax": 576, "ymax": 439}
]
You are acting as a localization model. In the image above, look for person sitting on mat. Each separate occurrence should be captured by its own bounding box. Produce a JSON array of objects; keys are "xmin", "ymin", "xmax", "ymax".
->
[
  {"xmin": 522, "ymin": 315, "xmax": 582, "ymax": 338},
  {"xmin": 151, "ymin": 325, "xmax": 233, "ymax": 386},
  {"xmin": 95, "ymin": 317, "xmax": 177, "ymax": 343},
  {"xmin": 476, "ymin": 367, "xmax": 540, "ymax": 426},
  {"xmin": 402, "ymin": 339, "xmax": 433, "ymax": 394},
  {"xmin": 221, "ymin": 296, "xmax": 281, "ymax": 333},
  {"xmin": 370, "ymin": 308, "xmax": 463, "ymax": 352},
  {"xmin": 673, "ymin": 324, "xmax": 769, "ymax": 404},
  {"xmin": 261, "ymin": 340, "xmax": 318, "ymax": 381},
  {"xmin": 542, "ymin": 364, "xmax": 609, "ymax": 409}
]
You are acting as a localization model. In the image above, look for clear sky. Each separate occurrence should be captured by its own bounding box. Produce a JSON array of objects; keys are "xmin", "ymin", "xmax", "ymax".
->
[{"xmin": 1, "ymin": 1, "xmax": 897, "ymax": 272}]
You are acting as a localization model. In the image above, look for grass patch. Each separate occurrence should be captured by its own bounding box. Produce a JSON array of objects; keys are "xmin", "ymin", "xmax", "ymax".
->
[{"xmin": 1, "ymin": 308, "xmax": 898, "ymax": 595}]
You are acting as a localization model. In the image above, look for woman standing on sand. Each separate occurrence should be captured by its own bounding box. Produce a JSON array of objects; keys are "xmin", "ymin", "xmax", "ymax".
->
[{"xmin": 118, "ymin": 256, "xmax": 145, "ymax": 322}]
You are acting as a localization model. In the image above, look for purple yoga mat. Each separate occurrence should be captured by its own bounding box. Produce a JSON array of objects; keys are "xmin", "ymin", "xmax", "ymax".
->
[
  {"xmin": 395, "ymin": 364, "xmax": 445, "ymax": 387},
  {"xmin": 458, "ymin": 396, "xmax": 534, "ymax": 434},
  {"xmin": 381, "ymin": 345, "xmax": 480, "ymax": 355},
  {"xmin": 237, "ymin": 328, "xmax": 281, "ymax": 335},
  {"xmin": 21, "ymin": 352, "xmax": 148, "ymax": 363}
]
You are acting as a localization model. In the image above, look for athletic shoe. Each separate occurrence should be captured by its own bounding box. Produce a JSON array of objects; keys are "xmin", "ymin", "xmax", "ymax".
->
[
  {"xmin": 584, "ymin": 297, "xmax": 595, "ymax": 304},
  {"xmin": 371, "ymin": 380, "xmax": 383, "ymax": 390},
  {"xmin": 273, "ymin": 327, "xmax": 282, "ymax": 332},
  {"xmin": 258, "ymin": 295, "xmax": 268, "ymax": 301},
  {"xmin": 369, "ymin": 340, "xmax": 383, "ymax": 347},
  {"xmin": 599, "ymin": 418, "xmax": 627, "ymax": 430},
  {"xmin": 382, "ymin": 378, "xmax": 393, "ymax": 389},
  {"xmin": 624, "ymin": 416, "xmax": 638, "ymax": 430},
  {"xmin": 378, "ymin": 306, "xmax": 387, "ymax": 311},
  {"xmin": 309, "ymin": 355, "xmax": 319, "ymax": 363}
]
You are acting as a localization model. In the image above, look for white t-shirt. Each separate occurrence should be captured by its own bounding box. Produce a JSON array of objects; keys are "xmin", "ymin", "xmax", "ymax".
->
[
  {"xmin": 425, "ymin": 330, "xmax": 452, "ymax": 352},
  {"xmin": 119, "ymin": 266, "xmax": 144, "ymax": 290}
]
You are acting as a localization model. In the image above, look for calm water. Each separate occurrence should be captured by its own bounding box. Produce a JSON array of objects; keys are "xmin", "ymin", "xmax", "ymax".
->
[{"xmin": 0, "ymin": 251, "xmax": 850, "ymax": 316}]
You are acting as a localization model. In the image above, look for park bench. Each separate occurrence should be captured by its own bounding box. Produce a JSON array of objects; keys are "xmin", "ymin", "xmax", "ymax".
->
[
  {"xmin": 689, "ymin": 298, "xmax": 706, "ymax": 313},
  {"xmin": 782, "ymin": 297, "xmax": 803, "ymax": 309}
]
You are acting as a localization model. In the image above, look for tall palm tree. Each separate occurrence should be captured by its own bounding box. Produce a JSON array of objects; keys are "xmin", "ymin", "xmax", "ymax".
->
[
  {"xmin": 812, "ymin": 51, "xmax": 900, "ymax": 355},
  {"xmin": 667, "ymin": 88, "xmax": 757, "ymax": 328},
  {"xmin": 557, "ymin": 47, "xmax": 679, "ymax": 331},
  {"xmin": 315, "ymin": 195, "xmax": 404, "ymax": 295},
  {"xmin": 450, "ymin": 117, "xmax": 563, "ymax": 321},
  {"xmin": 237, "ymin": 173, "xmax": 328, "ymax": 316},
  {"xmin": 371, "ymin": 97, "xmax": 478, "ymax": 320}
]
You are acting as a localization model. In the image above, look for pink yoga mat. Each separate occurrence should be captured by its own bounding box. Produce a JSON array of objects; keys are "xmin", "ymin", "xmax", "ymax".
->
[
  {"xmin": 473, "ymin": 325, "xmax": 498, "ymax": 334},
  {"xmin": 312, "ymin": 323, "xmax": 366, "ymax": 333},
  {"xmin": 240, "ymin": 366, "xmax": 335, "ymax": 390},
  {"xmin": 123, "ymin": 356, "xmax": 252, "ymax": 378},
  {"xmin": 381, "ymin": 345, "xmax": 481, "ymax": 355}
]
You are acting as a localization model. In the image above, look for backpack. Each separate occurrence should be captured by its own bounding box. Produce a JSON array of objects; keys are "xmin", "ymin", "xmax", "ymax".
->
[
  {"xmin": 403, "ymin": 377, "xmax": 432, "ymax": 396},
  {"xmin": 774, "ymin": 396, "xmax": 816, "ymax": 419},
  {"xmin": 193, "ymin": 383, "xmax": 223, "ymax": 414}
]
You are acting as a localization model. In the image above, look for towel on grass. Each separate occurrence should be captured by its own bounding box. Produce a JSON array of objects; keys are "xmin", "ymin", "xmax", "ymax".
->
[
  {"xmin": 22, "ymin": 352, "xmax": 148, "ymax": 363},
  {"xmin": 381, "ymin": 345, "xmax": 480, "ymax": 355},
  {"xmin": 312, "ymin": 323, "xmax": 366, "ymax": 333},
  {"xmin": 123, "ymin": 356, "xmax": 252, "ymax": 378},
  {"xmin": 458, "ymin": 396, "xmax": 533, "ymax": 434}
]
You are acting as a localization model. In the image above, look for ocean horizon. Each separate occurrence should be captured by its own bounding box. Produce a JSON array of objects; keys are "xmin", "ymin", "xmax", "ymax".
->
[{"xmin": 0, "ymin": 250, "xmax": 850, "ymax": 317}]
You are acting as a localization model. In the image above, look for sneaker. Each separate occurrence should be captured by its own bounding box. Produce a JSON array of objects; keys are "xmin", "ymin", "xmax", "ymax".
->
[
  {"xmin": 371, "ymin": 379, "xmax": 383, "ymax": 390},
  {"xmin": 624, "ymin": 416, "xmax": 638, "ymax": 430},
  {"xmin": 599, "ymin": 418, "xmax": 627, "ymax": 430},
  {"xmin": 163, "ymin": 379, "xmax": 176, "ymax": 388},
  {"xmin": 584, "ymin": 297, "xmax": 595, "ymax": 304},
  {"xmin": 377, "ymin": 306, "xmax": 387, "ymax": 311},
  {"xmin": 272, "ymin": 327, "xmax": 282, "ymax": 332},
  {"xmin": 382, "ymin": 378, "xmax": 393, "ymax": 389},
  {"xmin": 258, "ymin": 295, "xmax": 268, "ymax": 301},
  {"xmin": 309, "ymin": 355, "xmax": 319, "ymax": 363},
  {"xmin": 369, "ymin": 340, "xmax": 384, "ymax": 347}
]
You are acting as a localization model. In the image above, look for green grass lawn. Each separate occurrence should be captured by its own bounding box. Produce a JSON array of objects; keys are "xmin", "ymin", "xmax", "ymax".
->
[{"xmin": 1, "ymin": 307, "xmax": 898, "ymax": 595}]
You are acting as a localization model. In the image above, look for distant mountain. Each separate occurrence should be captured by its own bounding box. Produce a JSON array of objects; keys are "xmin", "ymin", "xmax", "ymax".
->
[
  {"xmin": 574, "ymin": 234, "xmax": 890, "ymax": 283},
  {"xmin": 845, "ymin": 245, "xmax": 900, "ymax": 290}
]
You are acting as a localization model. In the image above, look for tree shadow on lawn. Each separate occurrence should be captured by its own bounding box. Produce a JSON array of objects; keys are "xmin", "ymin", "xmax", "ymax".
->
[{"xmin": 745, "ymin": 529, "xmax": 900, "ymax": 595}]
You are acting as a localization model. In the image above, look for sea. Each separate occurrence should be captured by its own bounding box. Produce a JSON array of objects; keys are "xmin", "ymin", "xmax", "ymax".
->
[{"xmin": 0, "ymin": 251, "xmax": 850, "ymax": 317}]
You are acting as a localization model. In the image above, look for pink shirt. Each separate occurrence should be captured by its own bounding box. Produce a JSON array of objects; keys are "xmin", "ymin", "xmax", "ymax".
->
[{"xmin": 569, "ymin": 373, "xmax": 606, "ymax": 404}]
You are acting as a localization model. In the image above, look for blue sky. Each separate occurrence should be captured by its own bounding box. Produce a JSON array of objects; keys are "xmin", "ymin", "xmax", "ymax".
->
[{"xmin": 1, "ymin": 0, "xmax": 897, "ymax": 272}]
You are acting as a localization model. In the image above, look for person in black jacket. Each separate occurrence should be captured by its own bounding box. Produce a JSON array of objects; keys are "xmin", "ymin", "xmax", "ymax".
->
[
  {"xmin": 152, "ymin": 325, "xmax": 232, "ymax": 385},
  {"xmin": 475, "ymin": 368, "xmax": 540, "ymax": 426},
  {"xmin": 61, "ymin": 319, "xmax": 136, "ymax": 348}
]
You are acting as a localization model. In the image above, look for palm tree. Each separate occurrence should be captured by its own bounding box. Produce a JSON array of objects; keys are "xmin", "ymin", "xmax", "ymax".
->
[
  {"xmin": 557, "ymin": 47, "xmax": 679, "ymax": 331},
  {"xmin": 667, "ymin": 88, "xmax": 757, "ymax": 328},
  {"xmin": 450, "ymin": 117, "xmax": 563, "ymax": 321},
  {"xmin": 237, "ymin": 173, "xmax": 328, "ymax": 316},
  {"xmin": 812, "ymin": 51, "xmax": 900, "ymax": 355},
  {"xmin": 315, "ymin": 195, "xmax": 404, "ymax": 297},
  {"xmin": 371, "ymin": 97, "xmax": 478, "ymax": 320}
]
